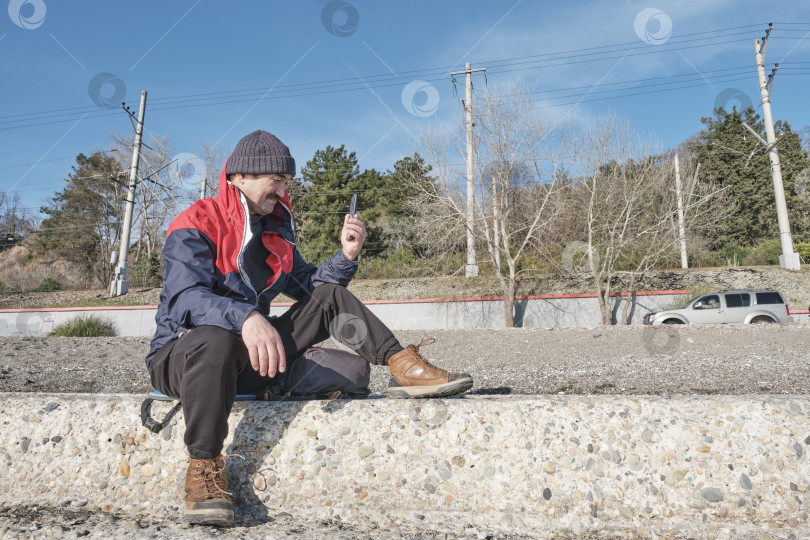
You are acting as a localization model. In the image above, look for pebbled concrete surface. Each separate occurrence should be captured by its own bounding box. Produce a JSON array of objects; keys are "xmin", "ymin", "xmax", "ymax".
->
[{"xmin": 1, "ymin": 394, "xmax": 808, "ymax": 538}]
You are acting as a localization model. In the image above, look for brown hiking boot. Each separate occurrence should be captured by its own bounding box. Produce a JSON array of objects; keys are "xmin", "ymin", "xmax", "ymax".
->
[
  {"xmin": 184, "ymin": 455, "xmax": 234, "ymax": 526},
  {"xmin": 387, "ymin": 338, "xmax": 473, "ymax": 398}
]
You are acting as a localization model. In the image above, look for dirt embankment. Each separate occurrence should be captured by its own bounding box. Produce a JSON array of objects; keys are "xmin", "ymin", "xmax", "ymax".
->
[{"xmin": 2, "ymin": 267, "xmax": 810, "ymax": 310}]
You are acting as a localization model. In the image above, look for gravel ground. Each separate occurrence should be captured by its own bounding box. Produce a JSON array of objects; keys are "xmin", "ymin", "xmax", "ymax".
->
[
  {"xmin": 0, "ymin": 504, "xmax": 619, "ymax": 540},
  {"xmin": 0, "ymin": 504, "xmax": 529, "ymax": 540},
  {"xmin": 1, "ymin": 325, "xmax": 809, "ymax": 396}
]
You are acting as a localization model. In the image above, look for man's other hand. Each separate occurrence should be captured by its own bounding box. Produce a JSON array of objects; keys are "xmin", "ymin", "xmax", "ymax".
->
[
  {"xmin": 341, "ymin": 213, "xmax": 366, "ymax": 261},
  {"xmin": 241, "ymin": 311, "xmax": 286, "ymax": 378}
]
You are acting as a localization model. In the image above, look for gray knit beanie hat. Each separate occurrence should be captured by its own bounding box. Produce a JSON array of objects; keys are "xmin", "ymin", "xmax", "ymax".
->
[{"xmin": 226, "ymin": 130, "xmax": 296, "ymax": 177}]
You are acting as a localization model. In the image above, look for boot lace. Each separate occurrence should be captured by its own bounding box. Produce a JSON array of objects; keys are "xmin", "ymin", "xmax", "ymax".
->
[
  {"xmin": 200, "ymin": 453, "xmax": 243, "ymax": 501},
  {"xmin": 410, "ymin": 337, "xmax": 437, "ymax": 366}
]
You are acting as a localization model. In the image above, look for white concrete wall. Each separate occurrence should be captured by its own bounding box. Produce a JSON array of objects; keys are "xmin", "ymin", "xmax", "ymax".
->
[
  {"xmin": 2, "ymin": 292, "xmax": 806, "ymax": 337},
  {"xmin": 0, "ymin": 293, "xmax": 688, "ymax": 337},
  {"xmin": 0, "ymin": 308, "xmax": 158, "ymax": 337}
]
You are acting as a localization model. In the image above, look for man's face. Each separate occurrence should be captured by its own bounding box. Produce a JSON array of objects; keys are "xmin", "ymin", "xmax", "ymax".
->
[{"xmin": 231, "ymin": 173, "xmax": 291, "ymax": 215}]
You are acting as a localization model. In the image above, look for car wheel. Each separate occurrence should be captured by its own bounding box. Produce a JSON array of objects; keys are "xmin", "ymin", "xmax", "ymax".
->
[
  {"xmin": 663, "ymin": 319, "xmax": 684, "ymax": 325},
  {"xmin": 751, "ymin": 316, "xmax": 774, "ymax": 324}
]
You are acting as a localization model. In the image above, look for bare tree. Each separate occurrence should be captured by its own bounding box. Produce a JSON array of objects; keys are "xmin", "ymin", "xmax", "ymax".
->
[
  {"xmin": 474, "ymin": 87, "xmax": 573, "ymax": 326},
  {"xmin": 110, "ymin": 132, "xmax": 180, "ymax": 285},
  {"xmin": 410, "ymin": 85, "xmax": 572, "ymax": 326},
  {"xmin": 0, "ymin": 191, "xmax": 37, "ymax": 239},
  {"xmin": 199, "ymin": 140, "xmax": 225, "ymax": 199},
  {"xmin": 800, "ymin": 125, "xmax": 810, "ymax": 155},
  {"xmin": 407, "ymin": 126, "xmax": 468, "ymax": 259},
  {"xmin": 569, "ymin": 115, "xmax": 727, "ymax": 325}
]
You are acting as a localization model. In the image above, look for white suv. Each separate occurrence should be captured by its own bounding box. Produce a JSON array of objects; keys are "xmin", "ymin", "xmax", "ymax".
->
[{"xmin": 643, "ymin": 289, "xmax": 794, "ymax": 325}]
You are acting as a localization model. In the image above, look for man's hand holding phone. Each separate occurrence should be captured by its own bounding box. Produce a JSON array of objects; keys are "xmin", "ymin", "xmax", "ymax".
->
[{"xmin": 341, "ymin": 193, "xmax": 365, "ymax": 260}]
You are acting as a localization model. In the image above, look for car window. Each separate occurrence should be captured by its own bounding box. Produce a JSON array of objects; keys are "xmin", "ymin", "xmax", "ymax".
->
[
  {"xmin": 694, "ymin": 295, "xmax": 720, "ymax": 310},
  {"xmin": 725, "ymin": 293, "xmax": 751, "ymax": 308},
  {"xmin": 755, "ymin": 292, "xmax": 784, "ymax": 305}
]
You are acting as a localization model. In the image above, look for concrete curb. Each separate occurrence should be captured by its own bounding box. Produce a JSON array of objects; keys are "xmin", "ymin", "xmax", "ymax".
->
[{"xmin": 2, "ymin": 393, "xmax": 808, "ymax": 537}]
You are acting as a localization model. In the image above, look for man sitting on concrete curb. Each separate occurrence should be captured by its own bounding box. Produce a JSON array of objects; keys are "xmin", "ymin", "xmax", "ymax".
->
[{"xmin": 145, "ymin": 130, "xmax": 473, "ymax": 526}]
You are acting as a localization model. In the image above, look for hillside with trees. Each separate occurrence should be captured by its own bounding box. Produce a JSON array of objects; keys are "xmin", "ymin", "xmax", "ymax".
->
[{"xmin": 2, "ymin": 96, "xmax": 809, "ymax": 325}]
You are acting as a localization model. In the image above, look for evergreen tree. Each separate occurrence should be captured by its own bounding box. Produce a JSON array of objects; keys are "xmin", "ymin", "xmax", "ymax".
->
[
  {"xmin": 689, "ymin": 106, "xmax": 810, "ymax": 247},
  {"xmin": 31, "ymin": 152, "xmax": 126, "ymax": 284},
  {"xmin": 295, "ymin": 147, "xmax": 436, "ymax": 261},
  {"xmin": 381, "ymin": 154, "xmax": 435, "ymax": 255},
  {"xmin": 297, "ymin": 145, "xmax": 363, "ymax": 261}
]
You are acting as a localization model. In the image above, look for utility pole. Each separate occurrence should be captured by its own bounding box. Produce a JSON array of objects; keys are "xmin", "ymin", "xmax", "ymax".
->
[
  {"xmin": 753, "ymin": 24, "xmax": 800, "ymax": 270},
  {"xmin": 674, "ymin": 154, "xmax": 688, "ymax": 269},
  {"xmin": 110, "ymin": 90, "xmax": 147, "ymax": 296},
  {"xmin": 450, "ymin": 62, "xmax": 486, "ymax": 278}
]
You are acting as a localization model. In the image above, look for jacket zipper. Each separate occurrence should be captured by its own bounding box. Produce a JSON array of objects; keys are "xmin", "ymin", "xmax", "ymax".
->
[
  {"xmin": 235, "ymin": 191, "xmax": 259, "ymax": 307},
  {"xmin": 236, "ymin": 191, "xmax": 290, "ymax": 306}
]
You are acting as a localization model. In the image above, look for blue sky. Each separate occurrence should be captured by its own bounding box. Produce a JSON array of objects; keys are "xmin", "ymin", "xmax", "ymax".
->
[{"xmin": 2, "ymin": 0, "xmax": 809, "ymax": 218}]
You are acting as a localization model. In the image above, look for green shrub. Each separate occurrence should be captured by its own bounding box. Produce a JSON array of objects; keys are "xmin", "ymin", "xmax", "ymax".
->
[
  {"xmin": 130, "ymin": 252, "xmax": 163, "ymax": 288},
  {"xmin": 0, "ymin": 281, "xmax": 11, "ymax": 293},
  {"xmin": 355, "ymin": 250, "xmax": 426, "ymax": 279},
  {"xmin": 516, "ymin": 254, "xmax": 555, "ymax": 274},
  {"xmin": 718, "ymin": 243, "xmax": 752, "ymax": 266},
  {"xmin": 33, "ymin": 277, "xmax": 62, "ymax": 292},
  {"xmin": 796, "ymin": 242, "xmax": 810, "ymax": 264},
  {"xmin": 50, "ymin": 315, "xmax": 114, "ymax": 337},
  {"xmin": 354, "ymin": 250, "xmax": 473, "ymax": 279},
  {"xmin": 742, "ymin": 239, "xmax": 782, "ymax": 266}
]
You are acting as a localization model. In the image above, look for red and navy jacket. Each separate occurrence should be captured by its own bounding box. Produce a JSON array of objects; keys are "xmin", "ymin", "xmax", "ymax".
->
[{"xmin": 145, "ymin": 162, "xmax": 358, "ymax": 368}]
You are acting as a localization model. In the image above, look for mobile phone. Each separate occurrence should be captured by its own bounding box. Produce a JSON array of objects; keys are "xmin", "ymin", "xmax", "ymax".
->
[{"xmin": 347, "ymin": 193, "xmax": 358, "ymax": 241}]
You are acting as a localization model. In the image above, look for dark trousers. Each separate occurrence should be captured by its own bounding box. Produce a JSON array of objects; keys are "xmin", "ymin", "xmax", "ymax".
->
[{"xmin": 148, "ymin": 283, "xmax": 400, "ymax": 459}]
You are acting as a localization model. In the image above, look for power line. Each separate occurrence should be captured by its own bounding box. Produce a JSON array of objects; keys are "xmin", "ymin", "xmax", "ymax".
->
[
  {"xmin": 24, "ymin": 222, "xmax": 121, "ymax": 233},
  {"xmin": 495, "ymin": 73, "xmax": 810, "ymax": 112},
  {"xmin": 0, "ymin": 24, "xmax": 761, "ymax": 118},
  {"xmin": 474, "ymin": 71, "xmax": 810, "ymax": 106},
  {"xmin": 472, "ymin": 66, "xmax": 755, "ymax": 101},
  {"xmin": 0, "ymin": 45, "xmax": 765, "ymax": 133},
  {"xmin": 0, "ymin": 154, "xmax": 82, "ymax": 171},
  {"xmin": 2, "ymin": 24, "xmax": 802, "ymax": 131},
  {"xmin": 482, "ymin": 36, "xmax": 809, "ymax": 79},
  {"xmin": 548, "ymin": 76, "xmax": 804, "ymax": 108},
  {"xmin": 142, "ymin": 28, "xmax": 776, "ymax": 107}
]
